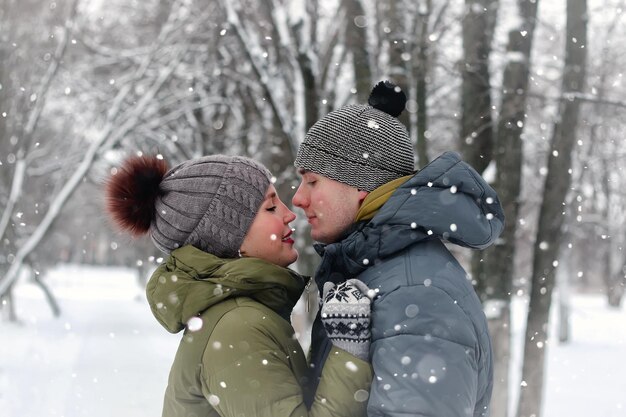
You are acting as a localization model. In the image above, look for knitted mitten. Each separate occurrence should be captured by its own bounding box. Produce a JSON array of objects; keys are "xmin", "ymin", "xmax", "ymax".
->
[{"xmin": 321, "ymin": 279, "xmax": 372, "ymax": 361}]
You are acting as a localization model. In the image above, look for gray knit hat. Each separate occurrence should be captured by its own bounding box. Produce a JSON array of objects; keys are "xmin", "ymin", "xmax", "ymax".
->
[
  {"xmin": 294, "ymin": 81, "xmax": 415, "ymax": 192},
  {"xmin": 150, "ymin": 155, "xmax": 271, "ymax": 257}
]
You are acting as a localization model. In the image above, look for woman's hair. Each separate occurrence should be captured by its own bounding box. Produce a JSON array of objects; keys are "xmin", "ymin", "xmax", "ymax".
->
[
  {"xmin": 105, "ymin": 155, "xmax": 168, "ymax": 237},
  {"xmin": 104, "ymin": 154, "xmax": 272, "ymax": 257}
]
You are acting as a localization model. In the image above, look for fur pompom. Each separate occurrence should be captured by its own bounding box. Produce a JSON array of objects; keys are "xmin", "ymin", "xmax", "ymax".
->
[
  {"xmin": 367, "ymin": 80, "xmax": 407, "ymax": 117},
  {"xmin": 105, "ymin": 155, "xmax": 168, "ymax": 236}
]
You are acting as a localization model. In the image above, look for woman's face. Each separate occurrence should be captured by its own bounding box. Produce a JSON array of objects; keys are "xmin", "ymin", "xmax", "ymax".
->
[{"xmin": 240, "ymin": 184, "xmax": 298, "ymax": 267}]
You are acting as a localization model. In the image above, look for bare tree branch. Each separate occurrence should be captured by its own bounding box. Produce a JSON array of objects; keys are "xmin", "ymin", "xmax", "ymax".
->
[
  {"xmin": 0, "ymin": 1, "xmax": 188, "ymax": 295},
  {"xmin": 0, "ymin": 0, "xmax": 80, "ymax": 244},
  {"xmin": 0, "ymin": 60, "xmax": 179, "ymax": 295},
  {"xmin": 220, "ymin": 0, "xmax": 295, "ymax": 147}
]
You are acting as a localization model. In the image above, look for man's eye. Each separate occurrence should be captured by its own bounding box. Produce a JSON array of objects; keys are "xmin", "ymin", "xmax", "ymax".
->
[
  {"xmin": 307, "ymin": 180, "xmax": 317, "ymax": 186},
  {"xmin": 266, "ymin": 206, "xmax": 277, "ymax": 212}
]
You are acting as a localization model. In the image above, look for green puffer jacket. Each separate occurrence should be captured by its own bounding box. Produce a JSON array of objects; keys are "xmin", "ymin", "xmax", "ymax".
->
[{"xmin": 146, "ymin": 245, "xmax": 372, "ymax": 417}]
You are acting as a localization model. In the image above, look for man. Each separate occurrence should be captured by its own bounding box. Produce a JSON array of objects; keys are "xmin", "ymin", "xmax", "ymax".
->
[{"xmin": 293, "ymin": 81, "xmax": 504, "ymax": 417}]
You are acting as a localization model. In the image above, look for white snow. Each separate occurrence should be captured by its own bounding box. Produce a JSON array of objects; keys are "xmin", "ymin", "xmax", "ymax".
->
[
  {"xmin": 506, "ymin": 51, "xmax": 527, "ymax": 63},
  {"xmin": 541, "ymin": 295, "xmax": 626, "ymax": 417},
  {"xmin": 1, "ymin": 265, "xmax": 178, "ymax": 417},
  {"xmin": 1, "ymin": 265, "xmax": 625, "ymax": 417}
]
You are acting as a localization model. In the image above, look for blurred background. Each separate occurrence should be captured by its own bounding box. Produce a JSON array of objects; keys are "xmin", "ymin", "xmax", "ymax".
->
[{"xmin": 1, "ymin": 0, "xmax": 625, "ymax": 416}]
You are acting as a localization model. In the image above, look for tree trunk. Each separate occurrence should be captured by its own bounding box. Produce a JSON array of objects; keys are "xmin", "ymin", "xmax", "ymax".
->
[
  {"xmin": 479, "ymin": 1, "xmax": 539, "ymax": 416},
  {"xmin": 297, "ymin": 41, "xmax": 319, "ymax": 138},
  {"xmin": 460, "ymin": 0, "xmax": 498, "ymax": 174},
  {"xmin": 344, "ymin": 0, "xmax": 372, "ymax": 102},
  {"xmin": 598, "ymin": 151, "xmax": 624, "ymax": 308},
  {"xmin": 414, "ymin": 0, "xmax": 431, "ymax": 166},
  {"xmin": 386, "ymin": 0, "xmax": 410, "ymax": 130},
  {"xmin": 0, "ymin": 283, "xmax": 18, "ymax": 322},
  {"xmin": 516, "ymin": 1, "xmax": 587, "ymax": 416},
  {"xmin": 32, "ymin": 267, "xmax": 61, "ymax": 317},
  {"xmin": 486, "ymin": 301, "xmax": 511, "ymax": 417},
  {"xmin": 0, "ymin": 1, "xmax": 9, "ymax": 171},
  {"xmin": 556, "ymin": 241, "xmax": 571, "ymax": 343},
  {"xmin": 155, "ymin": 0, "xmax": 174, "ymax": 30},
  {"xmin": 608, "ymin": 262, "xmax": 626, "ymax": 308},
  {"xmin": 606, "ymin": 253, "xmax": 625, "ymax": 308}
]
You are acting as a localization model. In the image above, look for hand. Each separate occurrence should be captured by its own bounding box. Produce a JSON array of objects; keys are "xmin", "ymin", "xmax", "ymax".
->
[{"xmin": 321, "ymin": 279, "xmax": 372, "ymax": 361}]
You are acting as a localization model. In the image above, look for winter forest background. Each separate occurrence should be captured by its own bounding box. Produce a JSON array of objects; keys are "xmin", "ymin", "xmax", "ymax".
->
[{"xmin": 1, "ymin": 0, "xmax": 625, "ymax": 416}]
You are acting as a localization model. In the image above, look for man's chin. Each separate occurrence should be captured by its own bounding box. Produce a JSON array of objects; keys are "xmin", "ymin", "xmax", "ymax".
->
[
  {"xmin": 311, "ymin": 230, "xmax": 335, "ymax": 245},
  {"xmin": 310, "ymin": 231, "xmax": 324, "ymax": 243}
]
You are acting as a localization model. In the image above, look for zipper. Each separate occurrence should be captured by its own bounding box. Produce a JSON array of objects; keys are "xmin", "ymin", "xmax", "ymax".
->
[{"xmin": 304, "ymin": 278, "xmax": 314, "ymax": 313}]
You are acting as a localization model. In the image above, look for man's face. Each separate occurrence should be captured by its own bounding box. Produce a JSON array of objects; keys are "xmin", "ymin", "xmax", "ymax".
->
[{"xmin": 292, "ymin": 170, "xmax": 368, "ymax": 244}]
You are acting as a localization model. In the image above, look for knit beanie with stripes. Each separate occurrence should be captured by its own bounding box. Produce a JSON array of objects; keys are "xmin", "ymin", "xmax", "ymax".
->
[
  {"xmin": 294, "ymin": 81, "xmax": 416, "ymax": 192},
  {"xmin": 105, "ymin": 154, "xmax": 271, "ymax": 258}
]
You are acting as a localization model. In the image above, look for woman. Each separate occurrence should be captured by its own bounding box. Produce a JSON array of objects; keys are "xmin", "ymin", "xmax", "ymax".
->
[{"xmin": 105, "ymin": 154, "xmax": 372, "ymax": 417}]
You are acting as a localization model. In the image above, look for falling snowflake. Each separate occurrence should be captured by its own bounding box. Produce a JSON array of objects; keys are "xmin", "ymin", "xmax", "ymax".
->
[
  {"xmin": 354, "ymin": 389, "xmax": 369, "ymax": 402},
  {"xmin": 187, "ymin": 317, "xmax": 203, "ymax": 332},
  {"xmin": 345, "ymin": 361, "xmax": 359, "ymax": 372}
]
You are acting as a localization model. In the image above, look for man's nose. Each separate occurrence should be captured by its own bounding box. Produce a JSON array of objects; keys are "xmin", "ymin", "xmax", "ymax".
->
[{"xmin": 292, "ymin": 184, "xmax": 307, "ymax": 208}]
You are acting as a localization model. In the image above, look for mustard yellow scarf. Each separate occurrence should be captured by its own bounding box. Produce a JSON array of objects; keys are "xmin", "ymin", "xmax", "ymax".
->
[{"xmin": 355, "ymin": 175, "xmax": 412, "ymax": 222}]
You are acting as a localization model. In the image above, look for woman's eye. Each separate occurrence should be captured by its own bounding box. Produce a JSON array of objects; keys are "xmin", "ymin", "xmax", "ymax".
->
[
  {"xmin": 307, "ymin": 181, "xmax": 316, "ymax": 186},
  {"xmin": 267, "ymin": 206, "xmax": 277, "ymax": 212}
]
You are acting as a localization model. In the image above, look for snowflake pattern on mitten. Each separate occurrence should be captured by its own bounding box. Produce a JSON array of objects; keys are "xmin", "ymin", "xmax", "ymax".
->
[
  {"xmin": 324, "ymin": 281, "xmax": 366, "ymax": 303},
  {"xmin": 321, "ymin": 279, "xmax": 372, "ymax": 360}
]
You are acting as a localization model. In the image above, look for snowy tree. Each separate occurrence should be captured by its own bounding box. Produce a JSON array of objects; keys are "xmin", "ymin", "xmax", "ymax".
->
[
  {"xmin": 465, "ymin": 0, "xmax": 540, "ymax": 414},
  {"xmin": 0, "ymin": 0, "xmax": 81, "ymax": 319},
  {"xmin": 517, "ymin": 0, "xmax": 588, "ymax": 416},
  {"xmin": 0, "ymin": 0, "xmax": 200, "ymax": 305}
]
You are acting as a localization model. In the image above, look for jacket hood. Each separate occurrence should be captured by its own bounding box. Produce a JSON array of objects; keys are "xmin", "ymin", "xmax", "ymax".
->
[
  {"xmin": 146, "ymin": 245, "xmax": 307, "ymax": 333},
  {"xmin": 316, "ymin": 151, "xmax": 505, "ymax": 280}
]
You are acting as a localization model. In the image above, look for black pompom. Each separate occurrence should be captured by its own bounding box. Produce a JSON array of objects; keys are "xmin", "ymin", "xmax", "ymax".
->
[{"xmin": 367, "ymin": 80, "xmax": 406, "ymax": 117}]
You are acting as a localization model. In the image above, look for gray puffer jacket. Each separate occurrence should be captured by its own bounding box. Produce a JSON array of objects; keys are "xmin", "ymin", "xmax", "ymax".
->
[{"xmin": 308, "ymin": 151, "xmax": 504, "ymax": 417}]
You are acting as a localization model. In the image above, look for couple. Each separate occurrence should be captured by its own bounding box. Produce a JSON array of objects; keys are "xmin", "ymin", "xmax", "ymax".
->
[{"xmin": 106, "ymin": 81, "xmax": 504, "ymax": 417}]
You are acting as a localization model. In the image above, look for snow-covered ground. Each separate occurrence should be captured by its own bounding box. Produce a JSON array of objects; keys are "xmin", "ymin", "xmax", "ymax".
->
[
  {"xmin": 540, "ymin": 295, "xmax": 626, "ymax": 417},
  {"xmin": 1, "ymin": 265, "xmax": 178, "ymax": 417},
  {"xmin": 1, "ymin": 264, "xmax": 625, "ymax": 417}
]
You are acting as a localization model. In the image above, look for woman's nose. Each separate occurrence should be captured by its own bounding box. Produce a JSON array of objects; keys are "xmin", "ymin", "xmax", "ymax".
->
[{"xmin": 284, "ymin": 208, "xmax": 296, "ymax": 223}]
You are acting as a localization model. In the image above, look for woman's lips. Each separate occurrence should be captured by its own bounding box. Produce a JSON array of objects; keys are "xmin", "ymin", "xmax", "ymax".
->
[{"xmin": 282, "ymin": 230, "xmax": 294, "ymax": 244}]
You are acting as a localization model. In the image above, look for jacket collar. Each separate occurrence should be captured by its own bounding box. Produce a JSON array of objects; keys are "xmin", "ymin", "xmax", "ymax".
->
[{"xmin": 146, "ymin": 245, "xmax": 307, "ymax": 333}]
